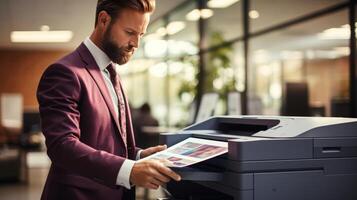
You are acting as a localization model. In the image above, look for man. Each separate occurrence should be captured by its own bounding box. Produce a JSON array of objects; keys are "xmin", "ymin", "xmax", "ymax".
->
[{"xmin": 37, "ymin": 0, "xmax": 180, "ymax": 199}]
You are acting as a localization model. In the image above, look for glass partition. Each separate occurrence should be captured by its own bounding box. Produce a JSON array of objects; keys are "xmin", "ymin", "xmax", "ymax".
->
[
  {"xmin": 204, "ymin": 0, "xmax": 243, "ymax": 48},
  {"xmin": 248, "ymin": 9, "xmax": 350, "ymax": 116},
  {"xmin": 250, "ymin": 0, "xmax": 347, "ymax": 33},
  {"xmin": 202, "ymin": 41, "xmax": 244, "ymax": 115}
]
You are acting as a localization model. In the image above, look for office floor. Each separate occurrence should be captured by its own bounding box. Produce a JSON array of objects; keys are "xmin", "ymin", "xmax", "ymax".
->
[
  {"xmin": 0, "ymin": 152, "xmax": 166, "ymax": 200},
  {"xmin": 0, "ymin": 167, "xmax": 47, "ymax": 200}
]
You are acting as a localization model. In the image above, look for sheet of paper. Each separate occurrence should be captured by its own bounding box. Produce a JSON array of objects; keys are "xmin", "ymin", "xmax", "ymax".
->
[{"xmin": 141, "ymin": 137, "xmax": 228, "ymax": 168}]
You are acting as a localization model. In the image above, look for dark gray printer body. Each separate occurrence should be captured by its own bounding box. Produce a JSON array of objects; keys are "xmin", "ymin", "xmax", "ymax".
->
[{"xmin": 160, "ymin": 116, "xmax": 357, "ymax": 200}]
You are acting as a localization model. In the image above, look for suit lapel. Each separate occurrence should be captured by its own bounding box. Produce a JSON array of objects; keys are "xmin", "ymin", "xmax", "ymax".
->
[{"xmin": 76, "ymin": 43, "xmax": 126, "ymax": 145}]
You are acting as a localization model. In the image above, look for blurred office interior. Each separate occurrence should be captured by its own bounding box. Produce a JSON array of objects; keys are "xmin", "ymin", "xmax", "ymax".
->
[{"xmin": 0, "ymin": 0, "xmax": 357, "ymax": 199}]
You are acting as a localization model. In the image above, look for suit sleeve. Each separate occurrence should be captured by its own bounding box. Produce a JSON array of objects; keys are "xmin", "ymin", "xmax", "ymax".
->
[{"xmin": 37, "ymin": 64, "xmax": 125, "ymax": 187}]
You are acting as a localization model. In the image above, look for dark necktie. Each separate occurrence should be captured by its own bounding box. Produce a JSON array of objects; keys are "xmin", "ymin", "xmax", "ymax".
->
[{"xmin": 106, "ymin": 63, "xmax": 127, "ymax": 143}]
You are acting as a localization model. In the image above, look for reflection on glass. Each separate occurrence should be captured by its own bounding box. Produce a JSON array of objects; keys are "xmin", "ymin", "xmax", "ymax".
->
[
  {"xmin": 202, "ymin": 42, "xmax": 244, "ymax": 115},
  {"xmin": 167, "ymin": 1, "xmax": 199, "ymax": 58},
  {"xmin": 120, "ymin": 59, "xmax": 156, "ymax": 107},
  {"xmin": 125, "ymin": 1, "xmax": 200, "ymax": 126},
  {"xmin": 186, "ymin": 8, "xmax": 214, "ymax": 21},
  {"xmin": 208, "ymin": 0, "xmax": 240, "ymax": 8},
  {"xmin": 144, "ymin": 19, "xmax": 166, "ymax": 40},
  {"xmin": 172, "ymin": 56, "xmax": 199, "ymax": 126},
  {"xmin": 148, "ymin": 60, "xmax": 167, "ymax": 125},
  {"xmin": 122, "ymin": 56, "xmax": 199, "ymax": 127},
  {"xmin": 250, "ymin": 0, "xmax": 347, "ymax": 33},
  {"xmin": 205, "ymin": 0, "xmax": 243, "ymax": 48},
  {"xmin": 233, "ymin": 43, "xmax": 245, "ymax": 92},
  {"xmin": 248, "ymin": 10, "xmax": 350, "ymax": 117}
]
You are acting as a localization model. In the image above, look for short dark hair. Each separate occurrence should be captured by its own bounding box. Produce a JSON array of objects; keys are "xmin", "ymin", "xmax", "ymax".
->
[
  {"xmin": 140, "ymin": 103, "xmax": 151, "ymax": 113},
  {"xmin": 95, "ymin": 0, "xmax": 155, "ymax": 26}
]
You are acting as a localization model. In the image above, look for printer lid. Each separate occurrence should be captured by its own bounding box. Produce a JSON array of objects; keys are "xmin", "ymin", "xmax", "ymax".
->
[{"xmin": 183, "ymin": 116, "xmax": 357, "ymax": 138}]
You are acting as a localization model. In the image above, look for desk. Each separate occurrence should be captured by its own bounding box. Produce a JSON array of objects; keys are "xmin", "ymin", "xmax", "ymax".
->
[{"xmin": 0, "ymin": 148, "xmax": 21, "ymax": 182}]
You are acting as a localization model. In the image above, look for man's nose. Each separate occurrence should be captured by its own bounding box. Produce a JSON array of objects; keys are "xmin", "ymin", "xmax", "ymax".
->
[{"xmin": 130, "ymin": 36, "xmax": 139, "ymax": 48}]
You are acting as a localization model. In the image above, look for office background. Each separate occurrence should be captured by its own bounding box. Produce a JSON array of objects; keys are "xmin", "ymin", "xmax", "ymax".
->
[
  {"xmin": 0, "ymin": 0, "xmax": 356, "ymax": 200},
  {"xmin": 121, "ymin": 0, "xmax": 357, "ymax": 127},
  {"xmin": 0, "ymin": 0, "xmax": 356, "ymax": 127}
]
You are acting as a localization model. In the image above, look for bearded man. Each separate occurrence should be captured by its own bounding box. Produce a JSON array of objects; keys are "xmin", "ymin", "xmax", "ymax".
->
[{"xmin": 37, "ymin": 0, "xmax": 180, "ymax": 199}]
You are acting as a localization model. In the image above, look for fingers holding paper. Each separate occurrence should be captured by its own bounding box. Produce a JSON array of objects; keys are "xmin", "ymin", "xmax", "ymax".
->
[
  {"xmin": 140, "ymin": 144, "xmax": 167, "ymax": 158},
  {"xmin": 130, "ymin": 159, "xmax": 181, "ymax": 189}
]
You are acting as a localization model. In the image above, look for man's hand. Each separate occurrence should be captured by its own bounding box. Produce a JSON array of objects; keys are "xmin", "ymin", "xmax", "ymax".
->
[
  {"xmin": 130, "ymin": 159, "xmax": 181, "ymax": 189},
  {"xmin": 140, "ymin": 145, "xmax": 167, "ymax": 158}
]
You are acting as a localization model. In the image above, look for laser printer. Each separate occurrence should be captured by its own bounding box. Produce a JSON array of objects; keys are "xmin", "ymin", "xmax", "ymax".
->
[{"xmin": 160, "ymin": 116, "xmax": 357, "ymax": 200}]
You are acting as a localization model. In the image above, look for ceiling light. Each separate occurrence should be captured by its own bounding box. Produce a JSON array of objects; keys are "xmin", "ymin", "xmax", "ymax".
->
[
  {"xmin": 313, "ymin": 50, "xmax": 339, "ymax": 59},
  {"xmin": 317, "ymin": 24, "xmax": 357, "ymax": 40},
  {"xmin": 249, "ymin": 10, "xmax": 260, "ymax": 19},
  {"xmin": 144, "ymin": 39, "xmax": 167, "ymax": 58},
  {"xmin": 317, "ymin": 27, "xmax": 350, "ymax": 40},
  {"xmin": 40, "ymin": 25, "xmax": 50, "ymax": 31},
  {"xmin": 306, "ymin": 50, "xmax": 341, "ymax": 59},
  {"xmin": 186, "ymin": 9, "xmax": 201, "ymax": 21},
  {"xmin": 208, "ymin": 0, "xmax": 240, "ymax": 8},
  {"xmin": 201, "ymin": 9, "xmax": 214, "ymax": 19},
  {"xmin": 150, "ymin": 22, "xmax": 187, "ymax": 39},
  {"xmin": 11, "ymin": 30, "xmax": 73, "ymax": 43},
  {"xmin": 334, "ymin": 47, "xmax": 350, "ymax": 56},
  {"xmin": 341, "ymin": 22, "xmax": 357, "ymax": 28},
  {"xmin": 156, "ymin": 27, "xmax": 167, "ymax": 37},
  {"xmin": 166, "ymin": 21, "xmax": 186, "ymax": 35},
  {"xmin": 186, "ymin": 9, "xmax": 214, "ymax": 21},
  {"xmin": 341, "ymin": 24, "xmax": 349, "ymax": 29}
]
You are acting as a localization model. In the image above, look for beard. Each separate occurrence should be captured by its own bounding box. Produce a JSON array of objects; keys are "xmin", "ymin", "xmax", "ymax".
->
[{"xmin": 102, "ymin": 25, "xmax": 135, "ymax": 65}]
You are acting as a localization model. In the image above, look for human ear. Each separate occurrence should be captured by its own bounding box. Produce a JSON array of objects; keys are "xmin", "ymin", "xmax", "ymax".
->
[{"xmin": 98, "ymin": 11, "xmax": 111, "ymax": 28}]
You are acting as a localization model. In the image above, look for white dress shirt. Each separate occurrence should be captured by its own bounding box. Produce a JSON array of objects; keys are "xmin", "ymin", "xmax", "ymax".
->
[{"xmin": 83, "ymin": 37, "xmax": 140, "ymax": 189}]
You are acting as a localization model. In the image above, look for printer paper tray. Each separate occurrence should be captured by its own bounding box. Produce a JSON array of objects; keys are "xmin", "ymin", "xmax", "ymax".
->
[{"xmin": 174, "ymin": 167, "xmax": 223, "ymax": 181}]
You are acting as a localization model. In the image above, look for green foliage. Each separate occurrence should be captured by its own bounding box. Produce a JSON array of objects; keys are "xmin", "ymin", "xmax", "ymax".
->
[
  {"xmin": 178, "ymin": 56, "xmax": 198, "ymax": 98},
  {"xmin": 178, "ymin": 31, "xmax": 237, "ymax": 114},
  {"xmin": 205, "ymin": 31, "xmax": 235, "ymax": 100}
]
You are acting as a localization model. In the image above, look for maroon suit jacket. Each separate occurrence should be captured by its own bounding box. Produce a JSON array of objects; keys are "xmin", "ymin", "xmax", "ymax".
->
[{"xmin": 37, "ymin": 43, "xmax": 139, "ymax": 200}]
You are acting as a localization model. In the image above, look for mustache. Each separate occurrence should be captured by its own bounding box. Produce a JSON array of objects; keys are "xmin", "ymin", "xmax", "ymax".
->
[{"xmin": 124, "ymin": 45, "xmax": 135, "ymax": 53}]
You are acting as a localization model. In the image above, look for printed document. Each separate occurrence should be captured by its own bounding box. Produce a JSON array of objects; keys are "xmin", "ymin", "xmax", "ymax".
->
[{"xmin": 141, "ymin": 137, "xmax": 228, "ymax": 168}]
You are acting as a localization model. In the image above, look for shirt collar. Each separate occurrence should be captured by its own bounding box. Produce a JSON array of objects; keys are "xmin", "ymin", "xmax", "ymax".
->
[{"xmin": 83, "ymin": 37, "xmax": 112, "ymax": 71}]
